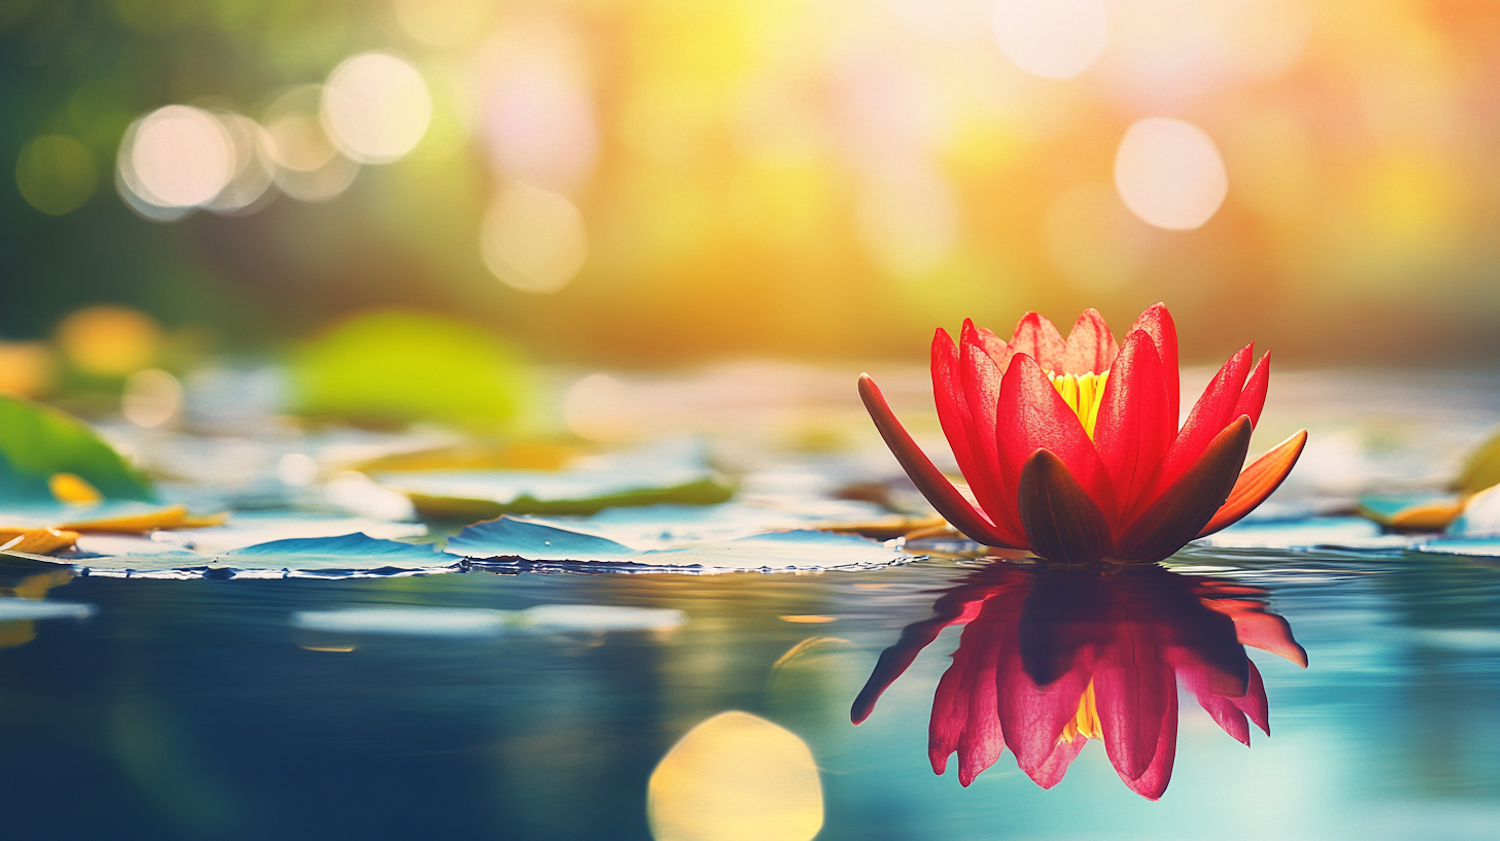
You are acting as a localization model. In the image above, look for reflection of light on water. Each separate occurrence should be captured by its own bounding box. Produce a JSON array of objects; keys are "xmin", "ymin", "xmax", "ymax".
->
[
  {"xmin": 992, "ymin": 0, "xmax": 1108, "ymax": 80},
  {"xmin": 1114, "ymin": 117, "xmax": 1227, "ymax": 230},
  {"xmin": 122, "ymin": 105, "xmax": 235, "ymax": 209},
  {"xmin": 55, "ymin": 305, "xmax": 163, "ymax": 376},
  {"xmin": 322, "ymin": 52, "xmax": 432, "ymax": 164},
  {"xmin": 391, "ymin": 0, "xmax": 493, "ymax": 47},
  {"xmin": 648, "ymin": 711, "xmax": 823, "ymax": 841},
  {"xmin": 122, "ymin": 369, "xmax": 184, "ymax": 428},
  {"xmin": 480, "ymin": 182, "xmax": 587, "ymax": 293}
]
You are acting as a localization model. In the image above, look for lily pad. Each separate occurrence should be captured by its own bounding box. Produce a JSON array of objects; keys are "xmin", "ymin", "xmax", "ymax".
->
[
  {"xmin": 0, "ymin": 396, "xmax": 153, "ymax": 502},
  {"xmin": 1357, "ymin": 491, "xmax": 1465, "ymax": 532},
  {"xmin": 446, "ymin": 516, "xmax": 917, "ymax": 573}
]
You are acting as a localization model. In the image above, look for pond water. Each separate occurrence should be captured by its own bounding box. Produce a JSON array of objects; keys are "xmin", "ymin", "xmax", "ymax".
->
[
  {"xmin": 2, "ymin": 544, "xmax": 1498, "ymax": 840},
  {"xmin": 5, "ymin": 365, "xmax": 1500, "ymax": 840}
]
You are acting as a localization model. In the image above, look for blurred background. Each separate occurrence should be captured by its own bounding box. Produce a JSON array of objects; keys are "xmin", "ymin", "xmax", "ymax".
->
[{"xmin": 3, "ymin": 0, "xmax": 1500, "ymax": 414}]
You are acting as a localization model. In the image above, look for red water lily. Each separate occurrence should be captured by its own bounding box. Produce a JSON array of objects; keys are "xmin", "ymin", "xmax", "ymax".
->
[
  {"xmin": 860, "ymin": 304, "xmax": 1307, "ymax": 563},
  {"xmin": 850, "ymin": 562, "xmax": 1307, "ymax": 799}
]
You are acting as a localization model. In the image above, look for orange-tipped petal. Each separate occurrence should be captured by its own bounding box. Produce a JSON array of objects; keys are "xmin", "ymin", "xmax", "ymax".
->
[
  {"xmin": 1062, "ymin": 308, "xmax": 1118, "ymax": 375},
  {"xmin": 1009, "ymin": 312, "xmax": 1067, "ymax": 373},
  {"xmin": 1017, "ymin": 449, "xmax": 1114, "ymax": 563},
  {"xmin": 1110, "ymin": 417, "xmax": 1253, "ymax": 563},
  {"xmin": 858, "ymin": 374, "xmax": 1020, "ymax": 548},
  {"xmin": 1129, "ymin": 303, "xmax": 1179, "ymax": 422},
  {"xmin": 1197, "ymin": 430, "xmax": 1308, "ymax": 537}
]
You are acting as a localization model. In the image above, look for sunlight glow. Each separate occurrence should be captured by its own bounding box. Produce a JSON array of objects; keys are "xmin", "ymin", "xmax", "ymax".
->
[
  {"xmin": 391, "ymin": 0, "xmax": 492, "ymax": 47},
  {"xmin": 322, "ymin": 52, "xmax": 432, "ymax": 164},
  {"xmin": 992, "ymin": 0, "xmax": 1109, "ymax": 80},
  {"xmin": 480, "ymin": 183, "xmax": 587, "ymax": 293},
  {"xmin": 1114, "ymin": 117, "xmax": 1228, "ymax": 230}
]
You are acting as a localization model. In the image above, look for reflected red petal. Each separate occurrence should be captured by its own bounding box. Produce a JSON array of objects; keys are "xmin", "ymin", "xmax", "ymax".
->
[
  {"xmin": 1093, "ymin": 330, "xmax": 1173, "ymax": 525},
  {"xmin": 997, "ymin": 354, "xmax": 1117, "ymax": 523},
  {"xmin": 999, "ymin": 648, "xmax": 1094, "ymax": 776},
  {"xmin": 1197, "ymin": 430, "xmax": 1308, "ymax": 538},
  {"xmin": 1205, "ymin": 598, "xmax": 1309, "ymax": 668},
  {"xmin": 1062, "ymin": 308, "xmax": 1118, "ymax": 375},
  {"xmin": 1236, "ymin": 659, "xmax": 1271, "ymax": 737},
  {"xmin": 1026, "ymin": 734, "xmax": 1088, "ymax": 789},
  {"xmin": 1095, "ymin": 627, "xmax": 1174, "ymax": 783},
  {"xmin": 955, "ymin": 618, "xmax": 1007, "ymax": 786},
  {"xmin": 859, "ymin": 374, "xmax": 1021, "ymax": 548},
  {"xmin": 1129, "ymin": 303, "xmax": 1180, "ymax": 422},
  {"xmin": 1120, "ymin": 689, "xmax": 1178, "ymax": 801},
  {"xmin": 1196, "ymin": 690, "xmax": 1251, "ymax": 746},
  {"xmin": 1009, "ymin": 312, "xmax": 1067, "ymax": 372},
  {"xmin": 1235, "ymin": 351, "xmax": 1271, "ymax": 427},
  {"xmin": 1110, "ymin": 417, "xmax": 1253, "ymax": 563},
  {"xmin": 1017, "ymin": 449, "xmax": 1114, "ymax": 564}
]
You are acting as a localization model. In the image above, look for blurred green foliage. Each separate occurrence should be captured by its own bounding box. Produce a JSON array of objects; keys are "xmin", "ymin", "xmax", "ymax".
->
[
  {"xmin": 0, "ymin": 394, "xmax": 154, "ymax": 501},
  {"xmin": 288, "ymin": 309, "xmax": 527, "ymax": 428}
]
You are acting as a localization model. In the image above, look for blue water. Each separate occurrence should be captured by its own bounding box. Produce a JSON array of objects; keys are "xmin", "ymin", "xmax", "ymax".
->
[{"xmin": 3, "ymin": 543, "xmax": 1498, "ymax": 840}]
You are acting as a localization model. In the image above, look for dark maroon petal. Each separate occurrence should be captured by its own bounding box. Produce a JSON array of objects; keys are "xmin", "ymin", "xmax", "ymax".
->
[
  {"xmin": 1197, "ymin": 430, "xmax": 1307, "ymax": 537},
  {"xmin": 1109, "ymin": 417, "xmax": 1252, "ymax": 563},
  {"xmin": 858, "ymin": 374, "xmax": 1021, "ymax": 548},
  {"xmin": 1017, "ymin": 449, "xmax": 1114, "ymax": 564}
]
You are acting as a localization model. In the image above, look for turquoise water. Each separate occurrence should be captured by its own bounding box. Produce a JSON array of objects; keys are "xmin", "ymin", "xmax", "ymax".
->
[{"xmin": 3, "ymin": 543, "xmax": 1498, "ymax": 840}]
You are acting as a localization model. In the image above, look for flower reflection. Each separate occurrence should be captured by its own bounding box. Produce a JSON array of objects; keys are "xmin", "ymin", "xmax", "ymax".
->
[{"xmin": 852, "ymin": 561, "xmax": 1306, "ymax": 799}]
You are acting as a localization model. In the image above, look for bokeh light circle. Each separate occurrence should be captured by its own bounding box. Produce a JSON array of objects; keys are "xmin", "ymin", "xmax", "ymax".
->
[
  {"xmin": 322, "ymin": 52, "xmax": 432, "ymax": 164},
  {"xmin": 126, "ymin": 105, "xmax": 235, "ymax": 208},
  {"xmin": 1114, "ymin": 117, "xmax": 1228, "ymax": 230},
  {"xmin": 993, "ymin": 0, "xmax": 1109, "ymax": 79},
  {"xmin": 480, "ymin": 183, "xmax": 588, "ymax": 294}
]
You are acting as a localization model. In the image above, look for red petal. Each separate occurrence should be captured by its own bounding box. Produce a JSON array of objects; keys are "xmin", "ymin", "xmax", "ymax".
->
[
  {"xmin": 1062, "ymin": 308, "xmax": 1118, "ymax": 375},
  {"xmin": 1092, "ymin": 330, "xmax": 1173, "ymax": 526},
  {"xmin": 1129, "ymin": 303, "xmax": 1179, "ymax": 423},
  {"xmin": 1095, "ymin": 627, "xmax": 1174, "ymax": 783},
  {"xmin": 1134, "ymin": 344, "xmax": 1254, "ymax": 515},
  {"xmin": 1017, "ymin": 449, "xmax": 1114, "ymax": 564},
  {"xmin": 997, "ymin": 354, "xmax": 1117, "ymax": 523},
  {"xmin": 1197, "ymin": 430, "xmax": 1308, "ymax": 538},
  {"xmin": 1009, "ymin": 312, "xmax": 1067, "ymax": 372},
  {"xmin": 1110, "ymin": 417, "xmax": 1253, "ymax": 563},
  {"xmin": 974, "ymin": 325, "xmax": 1014, "ymax": 374},
  {"xmin": 1235, "ymin": 351, "xmax": 1271, "ymax": 427},
  {"xmin": 859, "ymin": 374, "xmax": 1020, "ymax": 548},
  {"xmin": 960, "ymin": 325, "xmax": 1026, "ymax": 541}
]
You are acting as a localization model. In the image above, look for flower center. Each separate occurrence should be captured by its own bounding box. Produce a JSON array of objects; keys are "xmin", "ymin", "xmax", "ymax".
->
[
  {"xmin": 1047, "ymin": 370, "xmax": 1109, "ymax": 439},
  {"xmin": 1058, "ymin": 681, "xmax": 1103, "ymax": 743}
]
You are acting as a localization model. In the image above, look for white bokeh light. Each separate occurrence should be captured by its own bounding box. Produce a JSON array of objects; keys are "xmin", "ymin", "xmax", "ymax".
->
[
  {"xmin": 1114, "ymin": 117, "xmax": 1228, "ymax": 230},
  {"xmin": 206, "ymin": 112, "xmax": 277, "ymax": 214},
  {"xmin": 992, "ymin": 0, "xmax": 1109, "ymax": 80},
  {"xmin": 480, "ymin": 183, "xmax": 588, "ymax": 294},
  {"xmin": 264, "ymin": 86, "xmax": 360, "ymax": 203},
  {"xmin": 322, "ymin": 52, "xmax": 432, "ymax": 164},
  {"xmin": 123, "ymin": 105, "xmax": 234, "ymax": 208}
]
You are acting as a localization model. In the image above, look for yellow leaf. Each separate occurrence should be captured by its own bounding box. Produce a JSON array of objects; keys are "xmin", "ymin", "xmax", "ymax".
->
[{"xmin": 49, "ymin": 472, "xmax": 102, "ymax": 504}]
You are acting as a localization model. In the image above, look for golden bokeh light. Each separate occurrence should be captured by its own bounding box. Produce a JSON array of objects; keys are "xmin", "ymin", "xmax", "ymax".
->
[
  {"xmin": 121, "ymin": 368, "xmax": 184, "ymax": 428},
  {"xmin": 266, "ymin": 86, "xmax": 360, "ymax": 203},
  {"xmin": 123, "ymin": 105, "xmax": 235, "ymax": 208},
  {"xmin": 322, "ymin": 52, "xmax": 432, "ymax": 164},
  {"xmin": 391, "ymin": 0, "xmax": 493, "ymax": 47},
  {"xmin": 15, "ymin": 134, "xmax": 98, "ymax": 216},
  {"xmin": 647, "ymin": 711, "xmax": 823, "ymax": 841},
  {"xmin": 480, "ymin": 182, "xmax": 587, "ymax": 293},
  {"xmin": 55, "ymin": 305, "xmax": 164, "ymax": 377},
  {"xmin": 1114, "ymin": 117, "xmax": 1228, "ymax": 230},
  {"xmin": 992, "ymin": 0, "xmax": 1109, "ymax": 80},
  {"xmin": 0, "ymin": 341, "xmax": 57, "ymax": 397}
]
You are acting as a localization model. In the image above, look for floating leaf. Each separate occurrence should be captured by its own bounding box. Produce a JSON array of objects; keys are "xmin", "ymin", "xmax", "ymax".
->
[
  {"xmin": 407, "ymin": 476, "xmax": 734, "ymax": 520},
  {"xmin": 0, "ymin": 395, "xmax": 153, "ymax": 502},
  {"xmin": 289, "ymin": 310, "xmax": 528, "ymax": 428},
  {"xmin": 0, "ymin": 528, "xmax": 79, "ymax": 554},
  {"xmin": 226, "ymin": 532, "xmax": 442, "ymax": 564},
  {"xmin": 1194, "ymin": 517, "xmax": 1420, "ymax": 551},
  {"xmin": 1357, "ymin": 491, "xmax": 1466, "ymax": 532},
  {"xmin": 446, "ymin": 516, "xmax": 916, "ymax": 573},
  {"xmin": 58, "ymin": 504, "xmax": 229, "ymax": 534}
]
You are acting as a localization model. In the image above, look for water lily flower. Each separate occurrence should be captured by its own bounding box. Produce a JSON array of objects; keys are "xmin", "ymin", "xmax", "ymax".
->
[
  {"xmin": 860, "ymin": 304, "xmax": 1307, "ymax": 563},
  {"xmin": 850, "ymin": 562, "xmax": 1307, "ymax": 799}
]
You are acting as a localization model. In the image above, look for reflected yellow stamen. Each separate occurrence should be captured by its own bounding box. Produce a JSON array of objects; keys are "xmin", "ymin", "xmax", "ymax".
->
[
  {"xmin": 1047, "ymin": 371, "xmax": 1110, "ymax": 438},
  {"xmin": 1059, "ymin": 681, "xmax": 1103, "ymax": 743}
]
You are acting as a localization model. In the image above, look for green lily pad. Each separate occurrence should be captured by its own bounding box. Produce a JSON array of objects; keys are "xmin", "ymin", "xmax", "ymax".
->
[{"xmin": 0, "ymin": 395, "xmax": 153, "ymax": 502}]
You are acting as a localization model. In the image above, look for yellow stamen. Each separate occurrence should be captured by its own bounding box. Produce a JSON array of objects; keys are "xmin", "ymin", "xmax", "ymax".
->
[
  {"xmin": 1047, "ymin": 370, "xmax": 1110, "ymax": 438},
  {"xmin": 1058, "ymin": 681, "xmax": 1103, "ymax": 743}
]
